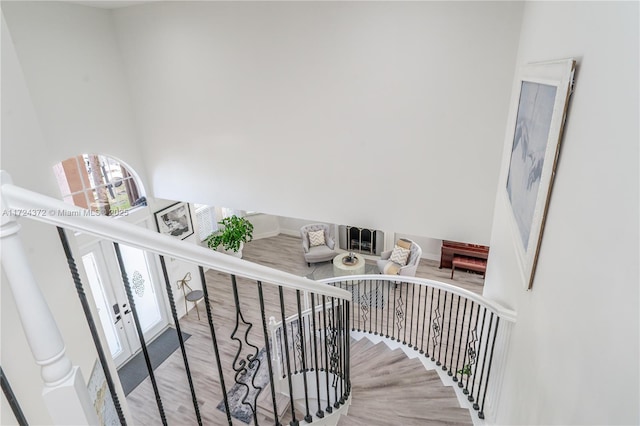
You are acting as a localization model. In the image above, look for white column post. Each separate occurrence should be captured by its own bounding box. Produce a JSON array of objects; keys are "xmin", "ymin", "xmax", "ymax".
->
[{"xmin": 1, "ymin": 172, "xmax": 98, "ymax": 425}]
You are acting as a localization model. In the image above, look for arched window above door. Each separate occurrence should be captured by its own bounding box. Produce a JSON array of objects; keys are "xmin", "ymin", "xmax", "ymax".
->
[{"xmin": 53, "ymin": 154, "xmax": 146, "ymax": 216}]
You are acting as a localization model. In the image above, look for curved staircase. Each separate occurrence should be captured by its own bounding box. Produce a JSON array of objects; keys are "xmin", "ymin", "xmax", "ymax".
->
[{"xmin": 339, "ymin": 337, "xmax": 473, "ymax": 426}]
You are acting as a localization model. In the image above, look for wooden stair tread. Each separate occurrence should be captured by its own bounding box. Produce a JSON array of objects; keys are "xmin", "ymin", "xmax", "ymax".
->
[{"xmin": 338, "ymin": 337, "xmax": 473, "ymax": 425}]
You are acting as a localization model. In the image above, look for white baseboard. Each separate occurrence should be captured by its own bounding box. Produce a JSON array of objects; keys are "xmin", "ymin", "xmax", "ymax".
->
[
  {"xmin": 279, "ymin": 228, "xmax": 301, "ymax": 238},
  {"xmin": 253, "ymin": 230, "xmax": 281, "ymax": 240},
  {"xmin": 422, "ymin": 251, "xmax": 440, "ymax": 261}
]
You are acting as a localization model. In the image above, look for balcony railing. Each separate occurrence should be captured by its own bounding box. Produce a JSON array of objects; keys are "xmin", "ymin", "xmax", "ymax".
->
[
  {"xmin": 0, "ymin": 171, "xmax": 351, "ymax": 425},
  {"xmin": 318, "ymin": 274, "xmax": 516, "ymax": 421}
]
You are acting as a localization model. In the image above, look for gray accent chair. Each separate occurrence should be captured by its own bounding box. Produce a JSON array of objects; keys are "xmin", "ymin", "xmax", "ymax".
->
[
  {"xmin": 376, "ymin": 239, "xmax": 422, "ymax": 276},
  {"xmin": 300, "ymin": 224, "xmax": 336, "ymax": 267}
]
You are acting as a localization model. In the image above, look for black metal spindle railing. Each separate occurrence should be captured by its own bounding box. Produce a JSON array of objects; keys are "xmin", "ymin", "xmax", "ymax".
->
[
  {"xmin": 443, "ymin": 292, "xmax": 454, "ymax": 372},
  {"xmin": 158, "ymin": 256, "xmax": 201, "ymax": 426},
  {"xmin": 257, "ymin": 281, "xmax": 281, "ymax": 426},
  {"xmin": 53, "ymin": 215, "xmax": 506, "ymax": 425},
  {"xmin": 438, "ymin": 292, "xmax": 447, "ymax": 366},
  {"xmin": 113, "ymin": 242, "xmax": 167, "ymax": 426},
  {"xmin": 453, "ymin": 297, "xmax": 468, "ymax": 383},
  {"xmin": 296, "ymin": 290, "xmax": 313, "ymax": 423},
  {"xmin": 278, "ymin": 287, "xmax": 299, "ymax": 426},
  {"xmin": 57, "ymin": 228, "xmax": 127, "ymax": 426},
  {"xmin": 478, "ymin": 317, "xmax": 500, "ymax": 419},
  {"xmin": 473, "ymin": 312, "xmax": 493, "ymax": 410},
  {"xmin": 322, "ymin": 296, "xmax": 332, "ymax": 414},
  {"xmin": 321, "ymin": 274, "xmax": 512, "ymax": 422},
  {"xmin": 198, "ymin": 267, "xmax": 233, "ymax": 424},
  {"xmin": 310, "ymin": 294, "xmax": 324, "ymax": 419},
  {"xmin": 469, "ymin": 307, "xmax": 487, "ymax": 403}
]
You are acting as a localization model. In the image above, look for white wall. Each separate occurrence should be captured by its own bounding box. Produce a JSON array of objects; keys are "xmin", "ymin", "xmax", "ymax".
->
[
  {"xmin": 483, "ymin": 2, "xmax": 639, "ymax": 424},
  {"xmin": 112, "ymin": 1, "xmax": 524, "ymax": 245},
  {"xmin": 1, "ymin": 3, "xmax": 154, "ymax": 424},
  {"xmin": 1, "ymin": 11, "xmax": 95, "ymax": 424}
]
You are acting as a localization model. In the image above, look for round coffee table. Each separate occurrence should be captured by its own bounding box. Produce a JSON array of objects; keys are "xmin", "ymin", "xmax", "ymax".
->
[{"xmin": 333, "ymin": 253, "xmax": 366, "ymax": 277}]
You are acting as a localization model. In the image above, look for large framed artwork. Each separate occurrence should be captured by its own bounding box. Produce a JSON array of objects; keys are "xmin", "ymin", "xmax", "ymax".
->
[
  {"xmin": 504, "ymin": 58, "xmax": 576, "ymax": 290},
  {"xmin": 154, "ymin": 202, "xmax": 194, "ymax": 240}
]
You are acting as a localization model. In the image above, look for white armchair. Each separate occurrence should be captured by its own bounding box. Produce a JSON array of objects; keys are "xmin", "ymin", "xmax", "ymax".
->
[
  {"xmin": 376, "ymin": 239, "xmax": 422, "ymax": 277},
  {"xmin": 300, "ymin": 224, "xmax": 337, "ymax": 266}
]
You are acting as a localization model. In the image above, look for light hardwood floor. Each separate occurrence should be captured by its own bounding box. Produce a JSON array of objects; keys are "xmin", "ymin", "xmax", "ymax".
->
[{"xmin": 124, "ymin": 234, "xmax": 482, "ymax": 425}]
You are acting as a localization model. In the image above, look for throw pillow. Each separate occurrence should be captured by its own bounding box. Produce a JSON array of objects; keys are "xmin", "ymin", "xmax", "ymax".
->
[
  {"xmin": 383, "ymin": 261, "xmax": 402, "ymax": 275},
  {"xmin": 389, "ymin": 245, "xmax": 411, "ymax": 266},
  {"xmin": 308, "ymin": 230, "xmax": 326, "ymax": 247},
  {"xmin": 397, "ymin": 239, "xmax": 412, "ymax": 250}
]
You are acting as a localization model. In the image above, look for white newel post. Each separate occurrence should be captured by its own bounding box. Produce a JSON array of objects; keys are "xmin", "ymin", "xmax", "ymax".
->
[{"xmin": 1, "ymin": 172, "xmax": 98, "ymax": 425}]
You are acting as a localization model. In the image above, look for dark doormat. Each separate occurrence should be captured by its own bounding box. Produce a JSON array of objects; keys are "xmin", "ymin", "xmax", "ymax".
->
[{"xmin": 117, "ymin": 327, "xmax": 191, "ymax": 396}]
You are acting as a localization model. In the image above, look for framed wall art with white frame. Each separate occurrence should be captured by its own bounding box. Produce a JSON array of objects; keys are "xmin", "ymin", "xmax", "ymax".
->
[{"xmin": 503, "ymin": 58, "xmax": 576, "ymax": 290}]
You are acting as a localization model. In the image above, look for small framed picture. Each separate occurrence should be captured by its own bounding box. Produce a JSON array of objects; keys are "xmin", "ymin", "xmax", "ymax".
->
[{"xmin": 154, "ymin": 202, "xmax": 194, "ymax": 240}]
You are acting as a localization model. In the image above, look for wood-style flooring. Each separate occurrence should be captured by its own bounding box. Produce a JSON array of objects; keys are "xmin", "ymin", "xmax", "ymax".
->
[{"xmin": 124, "ymin": 234, "xmax": 482, "ymax": 425}]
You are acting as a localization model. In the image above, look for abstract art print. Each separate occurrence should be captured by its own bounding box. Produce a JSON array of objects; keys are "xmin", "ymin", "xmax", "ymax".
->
[
  {"xmin": 155, "ymin": 202, "xmax": 194, "ymax": 240},
  {"xmin": 506, "ymin": 81, "xmax": 557, "ymax": 249},
  {"xmin": 504, "ymin": 58, "xmax": 575, "ymax": 290}
]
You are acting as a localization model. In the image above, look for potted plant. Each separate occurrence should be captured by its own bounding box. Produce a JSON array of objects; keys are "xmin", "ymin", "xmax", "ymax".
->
[{"xmin": 205, "ymin": 215, "xmax": 254, "ymax": 258}]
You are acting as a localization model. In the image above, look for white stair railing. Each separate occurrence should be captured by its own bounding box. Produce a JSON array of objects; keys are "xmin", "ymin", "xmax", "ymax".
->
[{"xmin": 1, "ymin": 171, "xmax": 350, "ymax": 425}]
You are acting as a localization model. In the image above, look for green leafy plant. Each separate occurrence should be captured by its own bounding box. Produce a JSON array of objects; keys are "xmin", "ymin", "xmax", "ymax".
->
[
  {"xmin": 205, "ymin": 215, "xmax": 254, "ymax": 253},
  {"xmin": 457, "ymin": 364, "xmax": 472, "ymax": 377}
]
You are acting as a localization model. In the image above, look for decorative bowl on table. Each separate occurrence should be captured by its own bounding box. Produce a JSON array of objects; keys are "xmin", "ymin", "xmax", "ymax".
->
[{"xmin": 342, "ymin": 253, "xmax": 358, "ymax": 265}]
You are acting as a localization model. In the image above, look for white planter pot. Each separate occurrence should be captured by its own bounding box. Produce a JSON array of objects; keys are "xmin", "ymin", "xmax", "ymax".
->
[{"xmin": 220, "ymin": 242, "xmax": 244, "ymax": 258}]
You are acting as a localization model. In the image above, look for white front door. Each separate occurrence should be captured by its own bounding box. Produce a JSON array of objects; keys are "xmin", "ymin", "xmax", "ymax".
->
[{"xmin": 81, "ymin": 240, "xmax": 168, "ymax": 367}]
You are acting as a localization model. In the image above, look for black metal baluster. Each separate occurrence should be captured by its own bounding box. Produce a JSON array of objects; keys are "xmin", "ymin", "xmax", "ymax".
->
[
  {"xmin": 368, "ymin": 280, "xmax": 373, "ymax": 334},
  {"xmin": 426, "ymin": 287, "xmax": 435, "ymax": 358},
  {"xmin": 453, "ymin": 298, "xmax": 469, "ymax": 383},
  {"xmin": 318, "ymin": 309, "xmax": 325, "ymax": 373},
  {"xmin": 331, "ymin": 298, "xmax": 340, "ymax": 409},
  {"xmin": 374, "ymin": 280, "xmax": 379, "ymax": 335},
  {"xmin": 158, "ymin": 256, "xmax": 202, "ymax": 425},
  {"xmin": 229, "ymin": 275, "xmax": 263, "ymax": 424},
  {"xmin": 415, "ymin": 285, "xmax": 422, "ymax": 351},
  {"xmin": 345, "ymin": 300, "xmax": 351, "ymax": 396},
  {"xmin": 460, "ymin": 301, "xmax": 477, "ymax": 392},
  {"xmin": 1, "ymin": 366, "xmax": 29, "ymax": 426},
  {"xmin": 322, "ymin": 296, "xmax": 333, "ymax": 414},
  {"xmin": 407, "ymin": 283, "xmax": 418, "ymax": 346},
  {"xmin": 257, "ymin": 281, "xmax": 281, "ymax": 426},
  {"xmin": 403, "ymin": 283, "xmax": 409, "ymax": 345},
  {"xmin": 278, "ymin": 323, "xmax": 286, "ymax": 379},
  {"xmin": 307, "ymin": 316, "xmax": 314, "ymax": 374},
  {"xmin": 198, "ymin": 267, "xmax": 232, "ymax": 424},
  {"xmin": 296, "ymin": 290, "xmax": 313, "ymax": 423},
  {"xmin": 437, "ymin": 292, "xmax": 448, "ymax": 367},
  {"xmin": 56, "ymin": 228, "xmax": 126, "ymax": 426},
  {"xmin": 464, "ymin": 304, "xmax": 482, "ymax": 396},
  {"xmin": 442, "ymin": 291, "xmax": 454, "ymax": 372},
  {"xmin": 469, "ymin": 307, "xmax": 487, "ymax": 404},
  {"xmin": 310, "ymin": 294, "xmax": 324, "ymax": 419},
  {"xmin": 337, "ymin": 302, "xmax": 344, "ymax": 406},
  {"xmin": 278, "ymin": 287, "xmax": 299, "ymax": 426},
  {"xmin": 473, "ymin": 312, "xmax": 494, "ymax": 411},
  {"xmin": 292, "ymin": 321, "xmax": 299, "ymax": 374},
  {"xmin": 478, "ymin": 317, "xmax": 500, "ymax": 420},
  {"xmin": 447, "ymin": 295, "xmax": 461, "ymax": 377},
  {"xmin": 357, "ymin": 281, "xmax": 361, "ymax": 332},
  {"xmin": 113, "ymin": 242, "xmax": 167, "ymax": 426},
  {"xmin": 431, "ymin": 289, "xmax": 441, "ymax": 363},
  {"xmin": 385, "ymin": 280, "xmax": 391, "ymax": 338}
]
